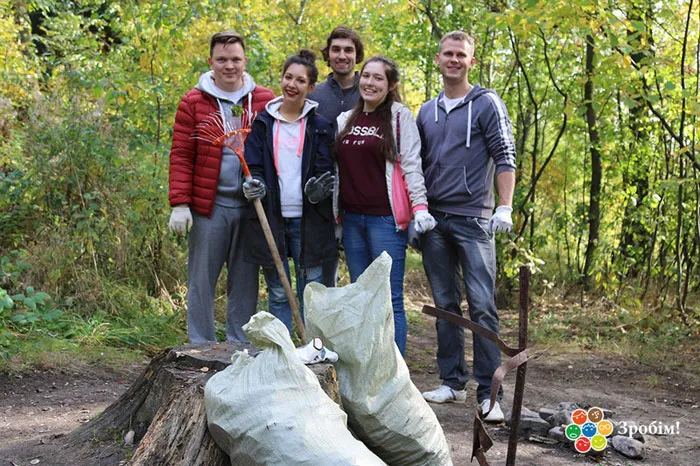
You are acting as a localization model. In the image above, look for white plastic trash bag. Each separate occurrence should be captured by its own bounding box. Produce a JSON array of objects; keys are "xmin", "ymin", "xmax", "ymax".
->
[
  {"xmin": 305, "ymin": 252, "xmax": 453, "ymax": 466},
  {"xmin": 204, "ymin": 312, "xmax": 386, "ymax": 466}
]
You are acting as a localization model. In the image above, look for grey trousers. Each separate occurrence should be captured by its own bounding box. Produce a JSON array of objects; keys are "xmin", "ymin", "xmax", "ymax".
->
[{"xmin": 187, "ymin": 204, "xmax": 259, "ymax": 343}]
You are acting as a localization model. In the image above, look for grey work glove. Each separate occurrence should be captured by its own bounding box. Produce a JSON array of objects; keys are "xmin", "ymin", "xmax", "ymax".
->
[
  {"xmin": 414, "ymin": 210, "xmax": 437, "ymax": 234},
  {"xmin": 168, "ymin": 206, "xmax": 193, "ymax": 236},
  {"xmin": 407, "ymin": 220, "xmax": 422, "ymax": 250},
  {"xmin": 488, "ymin": 205, "xmax": 513, "ymax": 234},
  {"xmin": 242, "ymin": 179, "xmax": 266, "ymax": 200},
  {"xmin": 304, "ymin": 171, "xmax": 335, "ymax": 204}
]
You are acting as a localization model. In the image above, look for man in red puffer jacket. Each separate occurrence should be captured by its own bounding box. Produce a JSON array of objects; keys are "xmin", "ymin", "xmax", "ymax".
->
[{"xmin": 168, "ymin": 31, "xmax": 274, "ymax": 344}]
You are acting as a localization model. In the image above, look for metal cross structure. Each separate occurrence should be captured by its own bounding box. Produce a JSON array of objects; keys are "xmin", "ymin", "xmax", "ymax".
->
[{"xmin": 422, "ymin": 266, "xmax": 530, "ymax": 466}]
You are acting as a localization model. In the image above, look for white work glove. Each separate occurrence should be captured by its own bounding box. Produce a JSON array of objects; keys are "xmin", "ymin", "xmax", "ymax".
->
[
  {"xmin": 488, "ymin": 205, "xmax": 513, "ymax": 234},
  {"xmin": 414, "ymin": 210, "xmax": 437, "ymax": 234},
  {"xmin": 334, "ymin": 223, "xmax": 343, "ymax": 243},
  {"xmin": 242, "ymin": 178, "xmax": 266, "ymax": 200},
  {"xmin": 296, "ymin": 337, "xmax": 339, "ymax": 364},
  {"xmin": 168, "ymin": 206, "xmax": 193, "ymax": 235}
]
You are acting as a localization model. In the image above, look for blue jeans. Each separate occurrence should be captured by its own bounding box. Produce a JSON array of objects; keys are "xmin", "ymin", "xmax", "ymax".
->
[
  {"xmin": 342, "ymin": 212, "xmax": 408, "ymax": 356},
  {"xmin": 263, "ymin": 217, "xmax": 322, "ymax": 334},
  {"xmin": 421, "ymin": 212, "xmax": 502, "ymax": 402}
]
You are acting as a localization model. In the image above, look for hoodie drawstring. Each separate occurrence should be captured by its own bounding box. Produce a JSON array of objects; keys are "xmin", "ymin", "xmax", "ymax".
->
[
  {"xmin": 273, "ymin": 117, "xmax": 305, "ymax": 175},
  {"xmin": 247, "ymin": 93, "xmax": 253, "ymax": 125},
  {"xmin": 216, "ymin": 98, "xmax": 225, "ymax": 124},
  {"xmin": 434, "ymin": 93, "xmax": 473, "ymax": 148},
  {"xmin": 466, "ymin": 100, "xmax": 472, "ymax": 148}
]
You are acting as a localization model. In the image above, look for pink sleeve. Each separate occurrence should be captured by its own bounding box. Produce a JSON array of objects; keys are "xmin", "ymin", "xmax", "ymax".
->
[{"xmin": 412, "ymin": 204, "xmax": 428, "ymax": 214}]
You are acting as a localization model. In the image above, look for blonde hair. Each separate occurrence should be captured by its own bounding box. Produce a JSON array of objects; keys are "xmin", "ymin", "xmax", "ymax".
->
[{"xmin": 439, "ymin": 31, "xmax": 475, "ymax": 50}]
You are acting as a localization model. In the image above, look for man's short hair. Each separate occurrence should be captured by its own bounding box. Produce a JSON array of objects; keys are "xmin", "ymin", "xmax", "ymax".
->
[
  {"xmin": 321, "ymin": 26, "xmax": 364, "ymax": 64},
  {"xmin": 210, "ymin": 31, "xmax": 246, "ymax": 56},
  {"xmin": 439, "ymin": 31, "xmax": 475, "ymax": 49}
]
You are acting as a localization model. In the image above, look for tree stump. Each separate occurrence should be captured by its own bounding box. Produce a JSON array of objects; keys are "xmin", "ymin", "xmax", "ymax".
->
[{"xmin": 63, "ymin": 343, "xmax": 341, "ymax": 466}]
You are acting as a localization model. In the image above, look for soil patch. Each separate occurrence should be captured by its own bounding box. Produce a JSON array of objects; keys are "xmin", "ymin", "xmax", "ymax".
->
[{"xmin": 1, "ymin": 291, "xmax": 698, "ymax": 465}]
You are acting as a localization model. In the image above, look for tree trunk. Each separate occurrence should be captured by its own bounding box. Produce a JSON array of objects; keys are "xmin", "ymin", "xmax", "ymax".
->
[
  {"xmin": 583, "ymin": 34, "xmax": 602, "ymax": 288},
  {"xmin": 617, "ymin": 6, "xmax": 654, "ymax": 277},
  {"xmin": 60, "ymin": 343, "xmax": 341, "ymax": 466}
]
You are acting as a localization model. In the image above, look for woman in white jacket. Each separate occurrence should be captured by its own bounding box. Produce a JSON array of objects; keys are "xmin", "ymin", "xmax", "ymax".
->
[{"xmin": 335, "ymin": 55, "xmax": 436, "ymax": 356}]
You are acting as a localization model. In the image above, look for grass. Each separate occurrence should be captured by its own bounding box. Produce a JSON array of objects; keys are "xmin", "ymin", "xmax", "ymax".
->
[
  {"xmin": 1, "ymin": 334, "xmax": 147, "ymax": 374},
  {"xmin": 523, "ymin": 287, "xmax": 700, "ymax": 373},
  {"xmin": 3, "ymin": 244, "xmax": 698, "ymax": 380}
]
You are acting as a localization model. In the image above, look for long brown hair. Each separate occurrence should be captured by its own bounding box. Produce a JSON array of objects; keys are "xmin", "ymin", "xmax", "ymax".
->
[{"xmin": 336, "ymin": 55, "xmax": 402, "ymax": 162}]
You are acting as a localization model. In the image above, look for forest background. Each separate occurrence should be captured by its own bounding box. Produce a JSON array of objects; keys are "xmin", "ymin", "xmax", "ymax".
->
[{"xmin": 0, "ymin": 0, "xmax": 698, "ymax": 369}]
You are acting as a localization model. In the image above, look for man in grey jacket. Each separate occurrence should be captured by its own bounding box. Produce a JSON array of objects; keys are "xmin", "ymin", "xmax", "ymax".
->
[
  {"xmin": 417, "ymin": 31, "xmax": 516, "ymax": 423},
  {"xmin": 309, "ymin": 26, "xmax": 364, "ymax": 130},
  {"xmin": 308, "ymin": 25, "xmax": 364, "ymax": 286}
]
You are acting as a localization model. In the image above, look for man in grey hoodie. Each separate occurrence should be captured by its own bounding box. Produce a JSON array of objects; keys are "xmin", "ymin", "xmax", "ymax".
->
[
  {"xmin": 168, "ymin": 31, "xmax": 274, "ymax": 344},
  {"xmin": 416, "ymin": 31, "xmax": 516, "ymax": 423}
]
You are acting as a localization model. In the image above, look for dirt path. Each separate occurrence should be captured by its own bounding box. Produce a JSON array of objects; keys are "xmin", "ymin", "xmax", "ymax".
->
[
  {"xmin": 0, "ymin": 308, "xmax": 698, "ymax": 465},
  {"xmin": 406, "ymin": 311, "xmax": 700, "ymax": 466}
]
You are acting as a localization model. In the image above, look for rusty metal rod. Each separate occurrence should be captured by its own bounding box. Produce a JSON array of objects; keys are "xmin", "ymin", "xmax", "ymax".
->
[{"xmin": 506, "ymin": 266, "xmax": 530, "ymax": 466}]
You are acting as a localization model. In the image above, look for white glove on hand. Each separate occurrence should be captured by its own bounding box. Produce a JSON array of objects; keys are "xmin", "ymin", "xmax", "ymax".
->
[
  {"xmin": 334, "ymin": 223, "xmax": 343, "ymax": 243},
  {"xmin": 488, "ymin": 206, "xmax": 513, "ymax": 234},
  {"xmin": 296, "ymin": 337, "xmax": 339, "ymax": 364},
  {"xmin": 414, "ymin": 210, "xmax": 437, "ymax": 234},
  {"xmin": 168, "ymin": 206, "xmax": 192, "ymax": 236},
  {"xmin": 242, "ymin": 179, "xmax": 266, "ymax": 200}
]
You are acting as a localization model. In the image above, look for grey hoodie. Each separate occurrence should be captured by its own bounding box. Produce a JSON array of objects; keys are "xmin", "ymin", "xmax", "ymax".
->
[
  {"xmin": 195, "ymin": 71, "xmax": 258, "ymax": 207},
  {"xmin": 416, "ymin": 84, "xmax": 516, "ymax": 219}
]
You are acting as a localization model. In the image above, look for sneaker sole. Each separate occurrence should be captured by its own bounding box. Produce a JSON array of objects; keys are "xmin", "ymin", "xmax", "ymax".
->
[{"xmin": 423, "ymin": 395, "xmax": 467, "ymax": 404}]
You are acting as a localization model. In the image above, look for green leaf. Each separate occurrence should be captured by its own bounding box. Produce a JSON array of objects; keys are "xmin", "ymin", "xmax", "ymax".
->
[
  {"xmin": 231, "ymin": 105, "xmax": 244, "ymax": 117},
  {"xmin": 1, "ymin": 296, "xmax": 13, "ymax": 309},
  {"xmin": 34, "ymin": 292, "xmax": 51, "ymax": 304},
  {"xmin": 24, "ymin": 298, "xmax": 37, "ymax": 311},
  {"xmin": 44, "ymin": 309, "xmax": 64, "ymax": 321},
  {"xmin": 630, "ymin": 20, "xmax": 646, "ymax": 32}
]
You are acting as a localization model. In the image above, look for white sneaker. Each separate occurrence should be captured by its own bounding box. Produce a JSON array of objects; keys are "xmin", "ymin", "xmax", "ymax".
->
[
  {"xmin": 480, "ymin": 399, "xmax": 505, "ymax": 423},
  {"xmin": 422, "ymin": 385, "xmax": 467, "ymax": 403}
]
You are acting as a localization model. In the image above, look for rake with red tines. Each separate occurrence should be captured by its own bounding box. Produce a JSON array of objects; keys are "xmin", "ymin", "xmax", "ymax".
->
[{"xmin": 195, "ymin": 110, "xmax": 307, "ymax": 342}]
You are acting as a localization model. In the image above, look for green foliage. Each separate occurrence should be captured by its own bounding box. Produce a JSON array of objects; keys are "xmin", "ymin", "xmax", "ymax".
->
[{"xmin": 0, "ymin": 0, "xmax": 698, "ymax": 367}]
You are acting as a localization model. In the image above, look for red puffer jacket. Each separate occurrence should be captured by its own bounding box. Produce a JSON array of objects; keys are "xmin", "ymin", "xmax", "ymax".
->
[{"xmin": 168, "ymin": 85, "xmax": 275, "ymax": 216}]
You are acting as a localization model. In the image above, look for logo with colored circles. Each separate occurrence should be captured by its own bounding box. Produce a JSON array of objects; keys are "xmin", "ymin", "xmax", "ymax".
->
[{"xmin": 565, "ymin": 407, "xmax": 613, "ymax": 453}]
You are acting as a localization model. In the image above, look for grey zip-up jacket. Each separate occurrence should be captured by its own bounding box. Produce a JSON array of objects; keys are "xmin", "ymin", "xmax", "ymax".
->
[{"xmin": 417, "ymin": 84, "xmax": 516, "ymax": 219}]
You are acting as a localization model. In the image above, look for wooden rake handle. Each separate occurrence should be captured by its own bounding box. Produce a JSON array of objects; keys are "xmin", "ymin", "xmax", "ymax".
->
[
  {"xmin": 234, "ymin": 145, "xmax": 306, "ymax": 342},
  {"xmin": 249, "ymin": 195, "xmax": 306, "ymax": 342}
]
